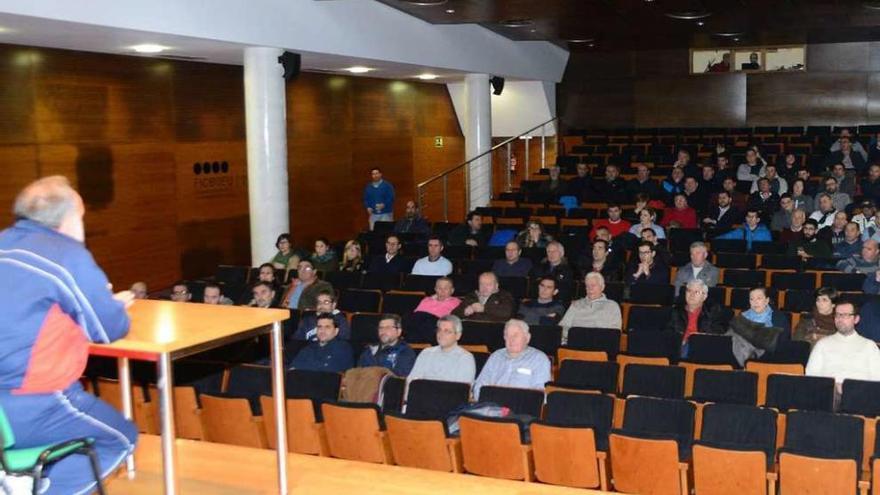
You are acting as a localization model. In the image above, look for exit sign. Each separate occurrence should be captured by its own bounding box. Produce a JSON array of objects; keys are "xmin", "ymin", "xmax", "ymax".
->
[{"xmin": 434, "ymin": 136, "xmax": 444, "ymax": 148}]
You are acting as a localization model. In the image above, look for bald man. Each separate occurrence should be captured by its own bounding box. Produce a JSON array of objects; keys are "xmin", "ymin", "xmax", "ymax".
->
[{"xmin": 0, "ymin": 176, "xmax": 137, "ymax": 494}]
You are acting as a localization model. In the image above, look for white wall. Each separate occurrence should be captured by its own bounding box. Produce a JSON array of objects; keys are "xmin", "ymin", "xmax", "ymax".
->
[{"xmin": 447, "ymin": 80, "xmax": 557, "ymax": 138}]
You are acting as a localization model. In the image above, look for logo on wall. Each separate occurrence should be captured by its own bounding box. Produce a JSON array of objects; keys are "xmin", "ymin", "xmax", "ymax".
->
[{"xmin": 192, "ymin": 161, "xmax": 247, "ymax": 196}]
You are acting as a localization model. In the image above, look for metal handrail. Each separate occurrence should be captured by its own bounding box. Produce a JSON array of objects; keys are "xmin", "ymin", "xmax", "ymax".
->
[{"xmin": 416, "ymin": 116, "xmax": 558, "ymax": 220}]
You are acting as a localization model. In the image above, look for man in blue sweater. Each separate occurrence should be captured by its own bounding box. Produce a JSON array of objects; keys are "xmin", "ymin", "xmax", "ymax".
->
[
  {"xmin": 714, "ymin": 208, "xmax": 772, "ymax": 251},
  {"xmin": 290, "ymin": 313, "xmax": 354, "ymax": 373},
  {"xmin": 363, "ymin": 167, "xmax": 395, "ymax": 230},
  {"xmin": 357, "ymin": 314, "xmax": 416, "ymax": 376}
]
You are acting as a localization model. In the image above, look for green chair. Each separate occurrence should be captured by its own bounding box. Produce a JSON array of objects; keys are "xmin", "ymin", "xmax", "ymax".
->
[{"xmin": 0, "ymin": 405, "xmax": 105, "ymax": 495}]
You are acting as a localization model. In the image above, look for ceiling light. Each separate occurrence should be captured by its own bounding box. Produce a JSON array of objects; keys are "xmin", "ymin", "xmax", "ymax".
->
[
  {"xmin": 131, "ymin": 44, "xmax": 168, "ymax": 54},
  {"xmin": 697, "ymin": 21, "xmax": 705, "ymax": 26},
  {"xmin": 345, "ymin": 66, "xmax": 373, "ymax": 74},
  {"xmin": 568, "ymin": 38, "xmax": 597, "ymax": 43},
  {"xmin": 664, "ymin": 10, "xmax": 712, "ymax": 20},
  {"xmin": 445, "ymin": 9, "xmax": 455, "ymax": 13},
  {"xmin": 863, "ymin": 1, "xmax": 880, "ymax": 10},
  {"xmin": 401, "ymin": 0, "xmax": 447, "ymax": 5},
  {"xmin": 714, "ymin": 31, "xmax": 745, "ymax": 37},
  {"xmin": 500, "ymin": 18, "xmax": 534, "ymax": 28},
  {"xmin": 417, "ymin": 73, "xmax": 438, "ymax": 80}
]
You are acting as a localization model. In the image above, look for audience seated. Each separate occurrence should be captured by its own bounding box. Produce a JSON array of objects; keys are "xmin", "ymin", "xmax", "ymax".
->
[
  {"xmin": 567, "ymin": 162, "xmax": 593, "ymax": 201},
  {"xmin": 682, "ymin": 176, "xmax": 709, "ymax": 215},
  {"xmin": 857, "ymin": 297, "xmax": 880, "ymax": 340},
  {"xmin": 394, "ymin": 200, "xmax": 431, "ymax": 234},
  {"xmin": 639, "ymin": 227, "xmax": 673, "ymax": 266},
  {"xmin": 170, "ymin": 280, "xmax": 191, "ymax": 302},
  {"xmin": 818, "ymin": 212, "xmax": 849, "ymax": 248},
  {"xmin": 625, "ymin": 240, "xmax": 670, "ymax": 286},
  {"xmin": 406, "ymin": 315, "xmax": 475, "ymax": 385},
  {"xmin": 700, "ymin": 164, "xmax": 721, "ymax": 196},
  {"xmin": 626, "ymin": 163, "xmax": 661, "ymax": 201},
  {"xmin": 806, "ymin": 300, "xmax": 880, "ymax": 399},
  {"xmin": 787, "ymin": 219, "xmax": 832, "ymax": 261},
  {"xmin": 411, "ymin": 235, "xmax": 453, "ymax": 276},
  {"xmin": 792, "ymin": 287, "xmax": 838, "ymax": 347},
  {"xmin": 531, "ymin": 241, "xmax": 575, "ymax": 286},
  {"xmin": 559, "ymin": 272, "xmax": 622, "ymax": 344},
  {"xmin": 673, "ymin": 241, "xmax": 719, "ymax": 295},
  {"xmin": 736, "ymin": 147, "xmax": 766, "ymax": 182},
  {"xmin": 271, "ymin": 233, "xmax": 300, "ymax": 270},
  {"xmin": 666, "ymin": 279, "xmax": 729, "ymax": 358},
  {"xmin": 860, "ymin": 165, "xmax": 880, "ymax": 206},
  {"xmin": 628, "ymin": 207, "xmax": 665, "ymax": 239},
  {"xmin": 777, "ymin": 152, "xmax": 799, "ymax": 182},
  {"xmin": 293, "ymin": 290, "xmax": 351, "ymax": 341},
  {"xmin": 357, "ymin": 314, "xmax": 416, "ymax": 376},
  {"xmin": 367, "ymin": 234, "xmax": 409, "ymax": 274},
  {"xmin": 282, "ymin": 260, "xmax": 333, "ymax": 310},
  {"xmin": 747, "ymin": 178, "xmax": 780, "ymax": 221},
  {"xmin": 248, "ymin": 281, "xmax": 280, "ymax": 309},
  {"xmin": 826, "ymin": 163, "xmax": 856, "ymax": 198},
  {"xmin": 448, "ymin": 211, "xmax": 487, "ymax": 247},
  {"xmin": 751, "ymin": 164, "xmax": 788, "ymax": 195},
  {"xmin": 578, "ymin": 238, "xmax": 623, "ymax": 282},
  {"xmin": 452, "ymin": 272, "xmax": 515, "ymax": 322},
  {"xmin": 715, "ymin": 208, "xmax": 772, "ymax": 251},
  {"xmin": 516, "ymin": 220, "xmax": 551, "ymax": 249},
  {"xmin": 789, "ymin": 178, "xmax": 814, "ymax": 212},
  {"xmin": 727, "ymin": 287, "xmax": 790, "ymax": 366},
  {"xmin": 290, "ymin": 313, "xmax": 354, "ymax": 373},
  {"xmin": 810, "ymin": 193, "xmax": 838, "ymax": 229},
  {"xmin": 130, "ymin": 281, "xmax": 148, "ymax": 299},
  {"xmin": 537, "ymin": 165, "xmax": 568, "ymax": 196},
  {"xmin": 825, "ymin": 134, "xmax": 866, "ymax": 174},
  {"xmin": 661, "ymin": 193, "xmax": 698, "ymax": 229},
  {"xmin": 472, "ymin": 319, "xmax": 551, "ymax": 399},
  {"xmin": 822, "ymin": 177, "xmax": 851, "ymax": 213},
  {"xmin": 832, "ymin": 222, "xmax": 863, "ymax": 260},
  {"xmin": 491, "ymin": 241, "xmax": 533, "ymax": 278},
  {"xmin": 310, "ymin": 237, "xmax": 338, "ymax": 273},
  {"xmin": 780, "ymin": 209, "xmax": 807, "ymax": 243},
  {"xmin": 770, "ymin": 194, "xmax": 795, "ymax": 231},
  {"xmin": 340, "ymin": 239, "xmax": 365, "ymax": 272},
  {"xmin": 703, "ymin": 189, "xmax": 741, "ymax": 233},
  {"xmin": 590, "ymin": 204, "xmax": 631, "ymax": 240},
  {"xmin": 853, "ymin": 199, "xmax": 876, "ymax": 235},
  {"xmin": 203, "ymin": 282, "xmax": 233, "ymax": 305},
  {"xmin": 838, "ymin": 238, "xmax": 880, "ymax": 273},
  {"xmin": 412, "ymin": 277, "xmax": 461, "ymax": 318},
  {"xmin": 518, "ymin": 277, "xmax": 565, "ymax": 326},
  {"xmin": 593, "ymin": 164, "xmax": 628, "ymax": 204}
]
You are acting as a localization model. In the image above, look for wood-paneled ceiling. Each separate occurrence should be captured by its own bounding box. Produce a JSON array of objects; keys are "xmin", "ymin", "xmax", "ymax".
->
[{"xmin": 376, "ymin": 0, "xmax": 880, "ymax": 51}]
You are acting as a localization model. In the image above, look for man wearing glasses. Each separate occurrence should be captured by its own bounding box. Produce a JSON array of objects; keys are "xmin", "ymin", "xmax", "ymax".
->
[
  {"xmin": 806, "ymin": 300, "xmax": 880, "ymax": 399},
  {"xmin": 367, "ymin": 234, "xmax": 409, "ymax": 274},
  {"xmin": 281, "ymin": 259, "xmax": 333, "ymax": 311}
]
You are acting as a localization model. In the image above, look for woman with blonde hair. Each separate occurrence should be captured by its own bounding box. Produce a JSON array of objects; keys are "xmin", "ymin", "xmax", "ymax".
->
[{"xmin": 340, "ymin": 239, "xmax": 365, "ymax": 272}]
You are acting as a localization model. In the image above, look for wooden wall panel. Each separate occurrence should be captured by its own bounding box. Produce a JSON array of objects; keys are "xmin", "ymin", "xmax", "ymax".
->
[
  {"xmin": 0, "ymin": 43, "xmax": 462, "ymax": 290},
  {"xmin": 746, "ymin": 72, "xmax": 868, "ymax": 126},
  {"xmin": 412, "ymin": 136, "xmax": 465, "ymax": 222},
  {"xmin": 634, "ymin": 74, "xmax": 746, "ymax": 128}
]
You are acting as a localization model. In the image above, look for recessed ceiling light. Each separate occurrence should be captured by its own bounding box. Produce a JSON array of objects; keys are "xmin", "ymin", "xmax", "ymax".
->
[
  {"xmin": 697, "ymin": 21, "xmax": 705, "ymax": 26},
  {"xmin": 131, "ymin": 44, "xmax": 168, "ymax": 54},
  {"xmin": 345, "ymin": 66, "xmax": 373, "ymax": 74},
  {"xmin": 500, "ymin": 18, "xmax": 534, "ymax": 28},
  {"xmin": 445, "ymin": 9, "xmax": 455, "ymax": 13},
  {"xmin": 401, "ymin": 0, "xmax": 447, "ymax": 5},
  {"xmin": 417, "ymin": 73, "xmax": 438, "ymax": 80},
  {"xmin": 733, "ymin": 37, "xmax": 740, "ymax": 42},
  {"xmin": 664, "ymin": 10, "xmax": 712, "ymax": 20},
  {"xmin": 713, "ymin": 31, "xmax": 745, "ymax": 37},
  {"xmin": 568, "ymin": 38, "xmax": 597, "ymax": 43}
]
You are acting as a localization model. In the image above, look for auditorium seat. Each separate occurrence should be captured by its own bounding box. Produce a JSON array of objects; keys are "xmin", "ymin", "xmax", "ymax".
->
[
  {"xmin": 401, "ymin": 274, "xmax": 440, "ymax": 293},
  {"xmin": 324, "ymin": 271, "xmax": 363, "ymax": 291},
  {"xmin": 566, "ymin": 327, "xmax": 621, "ymax": 359},
  {"xmin": 609, "ymin": 397, "xmax": 694, "ymax": 495},
  {"xmin": 322, "ymin": 402, "xmax": 393, "ymax": 464},
  {"xmin": 350, "ymin": 312, "xmax": 383, "ymax": 346},
  {"xmin": 620, "ymin": 364, "xmax": 685, "ymax": 400},
  {"xmin": 765, "ymin": 374, "xmax": 835, "ymax": 413},
  {"xmin": 692, "ymin": 404, "xmax": 778, "ymax": 495},
  {"xmin": 459, "ymin": 415, "xmax": 533, "ymax": 481},
  {"xmin": 557, "ymin": 347, "xmax": 609, "ymax": 364},
  {"xmin": 551, "ymin": 360, "xmax": 618, "ymax": 394},
  {"xmin": 744, "ymin": 361, "xmax": 804, "ymax": 406},
  {"xmin": 685, "ymin": 334, "xmax": 738, "ymax": 366},
  {"xmin": 678, "ymin": 363, "xmax": 736, "ymax": 398},
  {"xmin": 822, "ymin": 272, "xmax": 867, "ymax": 292},
  {"xmin": 259, "ymin": 369, "xmax": 341, "ymax": 455},
  {"xmin": 361, "ymin": 272, "xmax": 402, "ymax": 292},
  {"xmin": 478, "ymin": 386, "xmax": 544, "ymax": 418},
  {"xmin": 615, "ymin": 354, "xmax": 671, "ymax": 394},
  {"xmin": 381, "ymin": 291, "xmax": 424, "ymax": 316},
  {"xmin": 722, "ymin": 269, "xmax": 766, "ymax": 288},
  {"xmin": 628, "ymin": 284, "xmax": 674, "ymax": 305},
  {"xmin": 530, "ymin": 392, "xmax": 612, "ymax": 490},
  {"xmin": 338, "ymin": 289, "xmax": 383, "ymax": 313},
  {"xmin": 690, "ymin": 369, "xmax": 758, "ymax": 406},
  {"xmin": 779, "ymin": 411, "xmax": 867, "ymax": 495}
]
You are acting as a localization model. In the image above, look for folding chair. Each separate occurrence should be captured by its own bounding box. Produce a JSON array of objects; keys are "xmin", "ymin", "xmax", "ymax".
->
[
  {"xmin": 610, "ymin": 397, "xmax": 695, "ymax": 495},
  {"xmin": 459, "ymin": 415, "xmax": 533, "ymax": 481},
  {"xmin": 566, "ymin": 327, "xmax": 621, "ymax": 359},
  {"xmin": 779, "ymin": 410, "xmax": 868, "ymax": 495},
  {"xmin": 744, "ymin": 361, "xmax": 804, "ymax": 406},
  {"xmin": 0, "ymin": 405, "xmax": 106, "ymax": 495},
  {"xmin": 404, "ymin": 379, "xmax": 470, "ymax": 420},
  {"xmin": 690, "ymin": 368, "xmax": 758, "ymax": 406},
  {"xmin": 322, "ymin": 402, "xmax": 393, "ymax": 464},
  {"xmin": 822, "ymin": 272, "xmax": 867, "ymax": 292},
  {"xmin": 722, "ymin": 269, "xmax": 766, "ymax": 288},
  {"xmin": 765, "ymin": 374, "xmax": 835, "ymax": 413},
  {"xmin": 685, "ymin": 333, "xmax": 738, "ymax": 366},
  {"xmin": 626, "ymin": 305, "xmax": 673, "ymax": 333},
  {"xmin": 626, "ymin": 331, "xmax": 681, "ymax": 362},
  {"xmin": 527, "ymin": 324, "xmax": 561, "ymax": 358},
  {"xmin": 616, "ymin": 354, "xmax": 671, "ymax": 393},
  {"xmin": 338, "ymin": 289, "xmax": 383, "ymax": 313},
  {"xmin": 759, "ymin": 255, "xmax": 802, "ymax": 270},
  {"xmin": 200, "ymin": 365, "xmax": 271, "ymax": 448},
  {"xmin": 350, "ymin": 312, "xmax": 383, "ymax": 346},
  {"xmin": 498, "ymin": 276, "xmax": 529, "ymax": 301},
  {"xmin": 551, "ymin": 360, "xmax": 619, "ymax": 394},
  {"xmin": 621, "ymin": 364, "xmax": 685, "ymax": 400},
  {"xmin": 478, "ymin": 385, "xmax": 545, "ymax": 418},
  {"xmin": 714, "ymin": 253, "xmax": 757, "ymax": 270},
  {"xmin": 260, "ymin": 369, "xmax": 341, "ymax": 455},
  {"xmin": 361, "ymin": 272, "xmax": 401, "ymax": 291},
  {"xmin": 841, "ymin": 379, "xmax": 880, "ymax": 418},
  {"xmin": 324, "ymin": 271, "xmax": 363, "ymax": 291},
  {"xmin": 531, "ymin": 392, "xmax": 613, "ymax": 490},
  {"xmin": 692, "ymin": 404, "xmax": 778, "ymax": 495},
  {"xmin": 628, "ymin": 284, "xmax": 675, "ymax": 305},
  {"xmin": 459, "ymin": 320, "xmax": 505, "ymax": 351},
  {"xmin": 381, "ymin": 291, "xmax": 424, "ymax": 316}
]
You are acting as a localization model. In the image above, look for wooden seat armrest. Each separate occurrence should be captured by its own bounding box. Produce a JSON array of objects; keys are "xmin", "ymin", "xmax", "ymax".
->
[
  {"xmin": 678, "ymin": 462, "xmax": 690, "ymax": 495},
  {"xmin": 858, "ymin": 480, "xmax": 870, "ymax": 495},
  {"xmin": 445, "ymin": 438, "xmax": 461, "ymax": 447},
  {"xmin": 678, "ymin": 462, "xmax": 689, "ymax": 472},
  {"xmin": 596, "ymin": 451, "xmax": 607, "ymax": 460},
  {"xmin": 766, "ymin": 472, "xmax": 778, "ymax": 482}
]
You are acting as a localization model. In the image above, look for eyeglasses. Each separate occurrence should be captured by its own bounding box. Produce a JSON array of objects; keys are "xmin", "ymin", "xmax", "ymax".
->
[
  {"xmin": 835, "ymin": 313, "xmax": 856, "ymax": 318},
  {"xmin": 172, "ymin": 290, "xmax": 189, "ymax": 296},
  {"xmin": 300, "ymin": 266, "xmax": 315, "ymax": 272}
]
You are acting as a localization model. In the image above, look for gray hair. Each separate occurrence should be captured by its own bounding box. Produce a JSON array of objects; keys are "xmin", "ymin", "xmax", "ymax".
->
[
  {"xmin": 585, "ymin": 271, "xmax": 606, "ymax": 288},
  {"xmin": 504, "ymin": 318, "xmax": 530, "ymax": 336},
  {"xmin": 686, "ymin": 279, "xmax": 709, "ymax": 296},
  {"xmin": 13, "ymin": 176, "xmax": 80, "ymax": 228},
  {"xmin": 816, "ymin": 192, "xmax": 832, "ymax": 202},
  {"xmin": 547, "ymin": 240, "xmax": 565, "ymax": 256},
  {"xmin": 437, "ymin": 314, "xmax": 463, "ymax": 334},
  {"xmin": 689, "ymin": 241, "xmax": 708, "ymax": 252}
]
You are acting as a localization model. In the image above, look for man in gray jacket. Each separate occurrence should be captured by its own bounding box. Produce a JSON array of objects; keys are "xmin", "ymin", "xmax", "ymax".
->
[
  {"xmin": 673, "ymin": 241, "xmax": 720, "ymax": 296},
  {"xmin": 559, "ymin": 272, "xmax": 622, "ymax": 344}
]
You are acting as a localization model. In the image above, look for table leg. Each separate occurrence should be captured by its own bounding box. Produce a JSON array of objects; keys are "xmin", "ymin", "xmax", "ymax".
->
[
  {"xmin": 117, "ymin": 357, "xmax": 136, "ymax": 478},
  {"xmin": 270, "ymin": 321, "xmax": 288, "ymax": 494},
  {"xmin": 157, "ymin": 352, "xmax": 179, "ymax": 494}
]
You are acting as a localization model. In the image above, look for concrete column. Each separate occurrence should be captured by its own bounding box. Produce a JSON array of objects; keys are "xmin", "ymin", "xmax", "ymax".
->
[
  {"xmin": 244, "ymin": 47, "xmax": 289, "ymax": 266},
  {"xmin": 464, "ymin": 73, "xmax": 492, "ymax": 210}
]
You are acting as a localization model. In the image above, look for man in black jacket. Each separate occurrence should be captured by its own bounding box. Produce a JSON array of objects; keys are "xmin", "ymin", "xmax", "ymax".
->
[
  {"xmin": 702, "ymin": 190, "xmax": 741, "ymax": 233},
  {"xmin": 665, "ymin": 279, "xmax": 731, "ymax": 358},
  {"xmin": 367, "ymin": 234, "xmax": 410, "ymax": 274}
]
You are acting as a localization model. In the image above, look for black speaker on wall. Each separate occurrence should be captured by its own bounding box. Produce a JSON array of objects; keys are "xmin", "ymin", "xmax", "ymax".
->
[
  {"xmin": 490, "ymin": 76, "xmax": 505, "ymax": 95},
  {"xmin": 278, "ymin": 51, "xmax": 301, "ymax": 81}
]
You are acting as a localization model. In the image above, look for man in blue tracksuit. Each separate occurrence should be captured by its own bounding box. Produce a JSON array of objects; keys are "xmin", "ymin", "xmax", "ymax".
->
[
  {"xmin": 289, "ymin": 313, "xmax": 354, "ymax": 373},
  {"xmin": 713, "ymin": 208, "xmax": 772, "ymax": 251},
  {"xmin": 0, "ymin": 176, "xmax": 137, "ymax": 494},
  {"xmin": 357, "ymin": 314, "xmax": 415, "ymax": 376},
  {"xmin": 363, "ymin": 167, "xmax": 395, "ymax": 231}
]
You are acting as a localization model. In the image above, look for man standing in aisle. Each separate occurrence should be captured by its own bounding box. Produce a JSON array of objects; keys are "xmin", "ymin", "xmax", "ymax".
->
[
  {"xmin": 364, "ymin": 167, "xmax": 395, "ymax": 230},
  {"xmin": 0, "ymin": 176, "xmax": 138, "ymax": 494}
]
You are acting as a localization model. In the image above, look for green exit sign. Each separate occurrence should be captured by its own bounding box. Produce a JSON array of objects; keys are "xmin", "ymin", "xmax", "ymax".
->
[{"xmin": 434, "ymin": 136, "xmax": 444, "ymax": 148}]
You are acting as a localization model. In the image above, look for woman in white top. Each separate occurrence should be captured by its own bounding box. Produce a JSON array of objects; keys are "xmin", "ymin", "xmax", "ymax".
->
[{"xmin": 628, "ymin": 207, "xmax": 666, "ymax": 239}]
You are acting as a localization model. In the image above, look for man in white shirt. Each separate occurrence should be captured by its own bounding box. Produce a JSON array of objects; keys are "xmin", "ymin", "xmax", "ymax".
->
[
  {"xmin": 806, "ymin": 301, "xmax": 880, "ymax": 396},
  {"xmin": 559, "ymin": 272, "xmax": 622, "ymax": 344},
  {"xmin": 411, "ymin": 235, "xmax": 453, "ymax": 276},
  {"xmin": 473, "ymin": 319, "xmax": 551, "ymax": 399},
  {"xmin": 406, "ymin": 315, "xmax": 476, "ymax": 388},
  {"xmin": 809, "ymin": 193, "xmax": 838, "ymax": 229}
]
